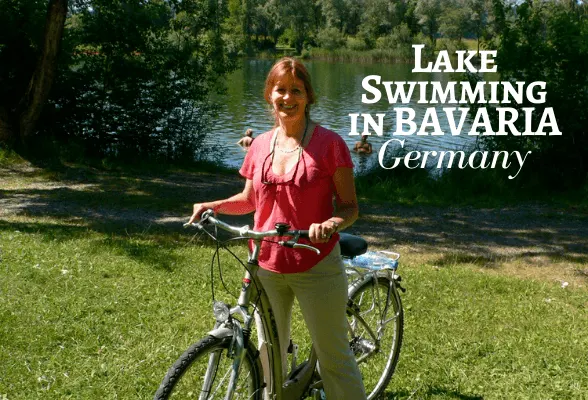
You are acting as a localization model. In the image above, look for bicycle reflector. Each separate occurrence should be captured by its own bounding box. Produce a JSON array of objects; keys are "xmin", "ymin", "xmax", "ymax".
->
[{"xmin": 212, "ymin": 301, "xmax": 230, "ymax": 322}]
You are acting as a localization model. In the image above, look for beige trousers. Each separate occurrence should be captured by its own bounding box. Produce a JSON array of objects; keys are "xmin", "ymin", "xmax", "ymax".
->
[{"xmin": 257, "ymin": 243, "xmax": 367, "ymax": 400}]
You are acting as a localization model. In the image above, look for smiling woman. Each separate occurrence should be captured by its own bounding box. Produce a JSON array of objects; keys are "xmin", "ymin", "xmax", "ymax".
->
[{"xmin": 187, "ymin": 57, "xmax": 367, "ymax": 399}]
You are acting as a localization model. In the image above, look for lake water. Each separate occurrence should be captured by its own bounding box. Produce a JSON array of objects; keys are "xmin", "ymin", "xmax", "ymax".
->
[{"xmin": 206, "ymin": 58, "xmax": 478, "ymax": 173}]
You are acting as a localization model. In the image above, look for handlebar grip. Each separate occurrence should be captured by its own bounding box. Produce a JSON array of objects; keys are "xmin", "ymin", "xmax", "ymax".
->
[
  {"xmin": 297, "ymin": 230, "xmax": 310, "ymax": 239},
  {"xmin": 200, "ymin": 209, "xmax": 215, "ymax": 222}
]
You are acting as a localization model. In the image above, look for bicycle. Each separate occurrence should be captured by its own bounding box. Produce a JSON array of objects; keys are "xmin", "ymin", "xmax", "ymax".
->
[{"xmin": 154, "ymin": 210, "xmax": 405, "ymax": 400}]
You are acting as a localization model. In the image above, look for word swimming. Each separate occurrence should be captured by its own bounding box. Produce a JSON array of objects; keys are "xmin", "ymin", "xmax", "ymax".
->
[{"xmin": 361, "ymin": 75, "xmax": 548, "ymax": 105}]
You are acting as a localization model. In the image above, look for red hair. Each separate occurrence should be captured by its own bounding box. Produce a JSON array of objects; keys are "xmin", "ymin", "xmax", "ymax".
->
[{"xmin": 264, "ymin": 57, "xmax": 316, "ymax": 109}]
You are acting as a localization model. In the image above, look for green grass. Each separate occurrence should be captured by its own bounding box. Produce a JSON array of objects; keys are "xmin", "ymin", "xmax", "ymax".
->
[
  {"xmin": 1, "ymin": 219, "xmax": 587, "ymax": 399},
  {"xmin": 1, "ymin": 161, "xmax": 587, "ymax": 399},
  {"xmin": 0, "ymin": 223, "xmax": 248, "ymax": 398},
  {"xmin": 0, "ymin": 147, "xmax": 26, "ymax": 168}
]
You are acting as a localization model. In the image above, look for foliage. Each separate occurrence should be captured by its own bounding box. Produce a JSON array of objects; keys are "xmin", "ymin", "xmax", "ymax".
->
[
  {"xmin": 209, "ymin": 0, "xmax": 504, "ymax": 58},
  {"xmin": 57, "ymin": 0, "xmax": 234, "ymax": 162},
  {"xmin": 483, "ymin": 0, "xmax": 588, "ymax": 187},
  {"xmin": 414, "ymin": 0, "xmax": 443, "ymax": 47},
  {"xmin": 346, "ymin": 35, "xmax": 370, "ymax": 51},
  {"xmin": 375, "ymin": 23, "xmax": 414, "ymax": 60},
  {"xmin": 0, "ymin": 0, "xmax": 236, "ymax": 163},
  {"xmin": 316, "ymin": 27, "xmax": 346, "ymax": 50}
]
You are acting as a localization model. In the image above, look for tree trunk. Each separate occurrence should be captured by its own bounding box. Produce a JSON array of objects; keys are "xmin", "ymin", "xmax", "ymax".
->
[
  {"xmin": 0, "ymin": 107, "xmax": 16, "ymax": 144},
  {"xmin": 18, "ymin": 0, "xmax": 68, "ymax": 145}
]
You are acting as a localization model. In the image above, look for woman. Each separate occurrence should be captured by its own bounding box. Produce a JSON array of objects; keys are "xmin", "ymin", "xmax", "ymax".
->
[{"xmin": 188, "ymin": 57, "xmax": 366, "ymax": 399}]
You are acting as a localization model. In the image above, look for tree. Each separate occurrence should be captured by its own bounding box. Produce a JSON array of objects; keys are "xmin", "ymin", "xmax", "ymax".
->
[
  {"xmin": 1, "ymin": 0, "xmax": 237, "ymax": 162},
  {"xmin": 467, "ymin": 0, "xmax": 489, "ymax": 53},
  {"xmin": 414, "ymin": 0, "xmax": 443, "ymax": 49},
  {"xmin": 225, "ymin": 0, "xmax": 254, "ymax": 54},
  {"xmin": 251, "ymin": 0, "xmax": 285, "ymax": 48},
  {"xmin": 279, "ymin": 0, "xmax": 314, "ymax": 53},
  {"xmin": 484, "ymin": 0, "xmax": 588, "ymax": 186},
  {"xmin": 0, "ymin": 0, "xmax": 68, "ymax": 149},
  {"xmin": 317, "ymin": 0, "xmax": 346, "ymax": 31},
  {"xmin": 439, "ymin": 0, "xmax": 472, "ymax": 43},
  {"xmin": 359, "ymin": 0, "xmax": 408, "ymax": 42}
]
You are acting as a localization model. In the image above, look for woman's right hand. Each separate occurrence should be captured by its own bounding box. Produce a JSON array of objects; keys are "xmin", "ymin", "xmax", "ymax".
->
[{"xmin": 188, "ymin": 202, "xmax": 217, "ymax": 224}]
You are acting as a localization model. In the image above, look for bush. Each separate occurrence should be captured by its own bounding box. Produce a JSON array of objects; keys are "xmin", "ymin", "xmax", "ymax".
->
[
  {"xmin": 375, "ymin": 23, "xmax": 414, "ymax": 59},
  {"xmin": 346, "ymin": 36, "xmax": 369, "ymax": 51},
  {"xmin": 44, "ymin": 4, "xmax": 235, "ymax": 163},
  {"xmin": 316, "ymin": 27, "xmax": 346, "ymax": 50},
  {"xmin": 436, "ymin": 38, "xmax": 469, "ymax": 53}
]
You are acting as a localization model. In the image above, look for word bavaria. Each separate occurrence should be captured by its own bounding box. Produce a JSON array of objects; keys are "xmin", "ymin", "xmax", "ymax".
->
[{"xmin": 349, "ymin": 45, "xmax": 562, "ymax": 179}]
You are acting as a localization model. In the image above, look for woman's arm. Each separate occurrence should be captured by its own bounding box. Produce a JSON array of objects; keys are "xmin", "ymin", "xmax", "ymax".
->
[
  {"xmin": 330, "ymin": 167, "xmax": 359, "ymax": 230},
  {"xmin": 308, "ymin": 167, "xmax": 358, "ymax": 243},
  {"xmin": 188, "ymin": 179, "xmax": 256, "ymax": 223}
]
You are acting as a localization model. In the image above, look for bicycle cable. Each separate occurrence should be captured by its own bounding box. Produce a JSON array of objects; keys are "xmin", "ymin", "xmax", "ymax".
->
[
  {"xmin": 189, "ymin": 223, "xmax": 301, "ymax": 306},
  {"xmin": 197, "ymin": 224, "xmax": 272, "ymax": 302}
]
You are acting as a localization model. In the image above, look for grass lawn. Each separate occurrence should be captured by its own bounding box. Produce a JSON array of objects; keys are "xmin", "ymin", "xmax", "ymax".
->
[{"xmin": 1, "ymin": 162, "xmax": 587, "ymax": 399}]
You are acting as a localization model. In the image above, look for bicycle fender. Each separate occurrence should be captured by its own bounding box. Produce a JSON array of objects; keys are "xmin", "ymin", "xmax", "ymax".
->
[
  {"xmin": 207, "ymin": 326, "xmax": 234, "ymax": 339},
  {"xmin": 347, "ymin": 271, "xmax": 391, "ymax": 296}
]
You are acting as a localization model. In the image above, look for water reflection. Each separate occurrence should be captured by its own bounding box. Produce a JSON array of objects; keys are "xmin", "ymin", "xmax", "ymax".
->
[{"xmin": 206, "ymin": 58, "xmax": 477, "ymax": 170}]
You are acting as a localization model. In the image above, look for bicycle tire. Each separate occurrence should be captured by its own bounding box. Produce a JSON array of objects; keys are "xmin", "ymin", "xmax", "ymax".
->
[
  {"xmin": 348, "ymin": 275, "xmax": 404, "ymax": 400},
  {"xmin": 154, "ymin": 334, "xmax": 264, "ymax": 400}
]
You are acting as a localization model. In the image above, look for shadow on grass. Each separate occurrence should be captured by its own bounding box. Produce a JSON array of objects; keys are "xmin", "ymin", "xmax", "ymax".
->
[
  {"xmin": 351, "ymin": 202, "xmax": 588, "ymax": 269},
  {"xmin": 0, "ymin": 163, "xmax": 245, "ymax": 227},
  {"xmin": 0, "ymin": 162, "xmax": 257, "ymax": 268},
  {"xmin": 0, "ymin": 219, "xmax": 184, "ymax": 272},
  {"xmin": 2, "ymin": 162, "xmax": 587, "ymax": 272},
  {"xmin": 389, "ymin": 386, "xmax": 484, "ymax": 399}
]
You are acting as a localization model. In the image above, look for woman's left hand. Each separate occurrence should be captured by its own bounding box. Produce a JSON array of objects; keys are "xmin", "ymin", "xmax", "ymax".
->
[{"xmin": 308, "ymin": 220, "xmax": 337, "ymax": 244}]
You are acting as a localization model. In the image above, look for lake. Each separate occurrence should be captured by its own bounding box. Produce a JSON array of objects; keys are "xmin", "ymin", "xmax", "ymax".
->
[{"xmin": 206, "ymin": 58, "xmax": 478, "ymax": 173}]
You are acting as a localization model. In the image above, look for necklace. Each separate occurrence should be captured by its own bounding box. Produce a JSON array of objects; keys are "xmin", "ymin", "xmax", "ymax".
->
[
  {"xmin": 276, "ymin": 143, "xmax": 300, "ymax": 154},
  {"xmin": 276, "ymin": 119, "xmax": 309, "ymax": 154}
]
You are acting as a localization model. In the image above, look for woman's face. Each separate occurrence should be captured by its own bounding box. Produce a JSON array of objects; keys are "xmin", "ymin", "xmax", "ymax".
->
[{"xmin": 269, "ymin": 73, "xmax": 308, "ymax": 123}]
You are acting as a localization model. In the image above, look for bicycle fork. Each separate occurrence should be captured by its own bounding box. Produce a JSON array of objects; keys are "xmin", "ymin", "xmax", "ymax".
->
[{"xmin": 202, "ymin": 319, "xmax": 247, "ymax": 400}]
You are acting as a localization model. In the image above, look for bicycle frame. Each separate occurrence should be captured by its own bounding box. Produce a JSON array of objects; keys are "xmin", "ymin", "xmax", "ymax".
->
[
  {"xmin": 205, "ymin": 238, "xmax": 320, "ymax": 400},
  {"xmin": 187, "ymin": 212, "xmax": 403, "ymax": 400}
]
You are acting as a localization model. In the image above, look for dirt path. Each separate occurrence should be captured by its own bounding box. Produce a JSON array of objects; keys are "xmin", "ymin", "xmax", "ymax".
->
[{"xmin": 1, "ymin": 163, "xmax": 586, "ymax": 287}]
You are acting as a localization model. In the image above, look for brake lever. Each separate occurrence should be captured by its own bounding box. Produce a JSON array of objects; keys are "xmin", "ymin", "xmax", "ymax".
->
[
  {"xmin": 293, "ymin": 243, "xmax": 321, "ymax": 255},
  {"xmin": 278, "ymin": 240, "xmax": 321, "ymax": 255},
  {"xmin": 183, "ymin": 222, "xmax": 204, "ymax": 229}
]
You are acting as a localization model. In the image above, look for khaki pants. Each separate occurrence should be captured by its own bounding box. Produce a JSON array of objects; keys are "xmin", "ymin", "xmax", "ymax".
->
[{"xmin": 258, "ymin": 243, "xmax": 367, "ymax": 400}]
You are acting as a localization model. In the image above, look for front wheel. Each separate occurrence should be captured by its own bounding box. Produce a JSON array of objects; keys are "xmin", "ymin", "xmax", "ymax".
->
[
  {"xmin": 348, "ymin": 275, "xmax": 404, "ymax": 400},
  {"xmin": 154, "ymin": 335, "xmax": 264, "ymax": 400}
]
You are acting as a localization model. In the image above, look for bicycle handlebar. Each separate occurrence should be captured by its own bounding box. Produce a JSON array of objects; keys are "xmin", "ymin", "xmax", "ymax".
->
[{"xmin": 184, "ymin": 209, "xmax": 320, "ymax": 255}]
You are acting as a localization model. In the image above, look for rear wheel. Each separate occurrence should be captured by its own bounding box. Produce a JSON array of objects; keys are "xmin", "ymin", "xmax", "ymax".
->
[
  {"xmin": 347, "ymin": 276, "xmax": 403, "ymax": 399},
  {"xmin": 154, "ymin": 335, "xmax": 264, "ymax": 400}
]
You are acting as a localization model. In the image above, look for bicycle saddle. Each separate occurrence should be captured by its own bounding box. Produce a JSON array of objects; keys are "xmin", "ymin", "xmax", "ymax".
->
[{"xmin": 339, "ymin": 233, "xmax": 368, "ymax": 258}]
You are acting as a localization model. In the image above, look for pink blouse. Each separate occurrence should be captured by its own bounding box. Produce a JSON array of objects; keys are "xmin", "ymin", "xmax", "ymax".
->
[{"xmin": 239, "ymin": 125, "xmax": 354, "ymax": 273}]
